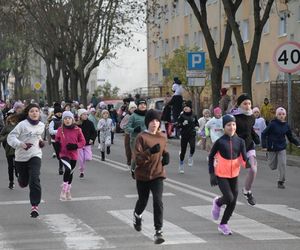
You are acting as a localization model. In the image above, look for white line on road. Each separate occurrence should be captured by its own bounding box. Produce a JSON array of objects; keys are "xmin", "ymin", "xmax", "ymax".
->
[
  {"xmin": 43, "ymin": 214, "xmax": 115, "ymax": 249},
  {"xmin": 124, "ymin": 193, "xmax": 176, "ymax": 198},
  {"xmin": 182, "ymin": 205, "xmax": 299, "ymax": 240},
  {"xmin": 256, "ymin": 204, "xmax": 300, "ymax": 223},
  {"xmin": 93, "ymin": 156, "xmax": 128, "ymax": 172},
  {"xmin": 108, "ymin": 209, "xmax": 206, "ymax": 245},
  {"xmin": 65, "ymin": 196, "xmax": 112, "ymax": 202},
  {"xmin": 0, "ymin": 200, "xmax": 45, "ymax": 206}
]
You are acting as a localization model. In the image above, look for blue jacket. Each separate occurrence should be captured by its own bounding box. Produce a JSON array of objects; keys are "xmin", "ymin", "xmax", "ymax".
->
[{"xmin": 261, "ymin": 119, "xmax": 299, "ymax": 151}]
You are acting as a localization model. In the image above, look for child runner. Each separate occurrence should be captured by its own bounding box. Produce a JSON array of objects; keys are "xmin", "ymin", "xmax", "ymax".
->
[
  {"xmin": 7, "ymin": 104, "xmax": 45, "ymax": 217},
  {"xmin": 261, "ymin": 107, "xmax": 300, "ymax": 189},
  {"xmin": 233, "ymin": 93, "xmax": 260, "ymax": 206},
  {"xmin": 197, "ymin": 109, "xmax": 211, "ymax": 151},
  {"xmin": 252, "ymin": 107, "xmax": 266, "ymax": 145},
  {"xmin": 77, "ymin": 109, "xmax": 97, "ymax": 178},
  {"xmin": 55, "ymin": 111, "xmax": 85, "ymax": 200},
  {"xmin": 0, "ymin": 114, "xmax": 19, "ymax": 189},
  {"xmin": 97, "ymin": 109, "xmax": 113, "ymax": 161},
  {"xmin": 49, "ymin": 105, "xmax": 63, "ymax": 174},
  {"xmin": 205, "ymin": 107, "xmax": 224, "ymax": 145},
  {"xmin": 177, "ymin": 100, "xmax": 199, "ymax": 173},
  {"xmin": 209, "ymin": 114, "xmax": 249, "ymax": 235},
  {"xmin": 133, "ymin": 109, "xmax": 169, "ymax": 244}
]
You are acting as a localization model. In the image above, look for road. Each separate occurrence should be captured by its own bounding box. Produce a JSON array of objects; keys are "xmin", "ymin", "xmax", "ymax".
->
[{"xmin": 0, "ymin": 134, "xmax": 299, "ymax": 250}]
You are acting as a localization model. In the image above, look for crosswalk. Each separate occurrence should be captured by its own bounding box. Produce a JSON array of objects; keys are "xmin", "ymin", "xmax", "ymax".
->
[{"xmin": 0, "ymin": 202, "xmax": 300, "ymax": 249}]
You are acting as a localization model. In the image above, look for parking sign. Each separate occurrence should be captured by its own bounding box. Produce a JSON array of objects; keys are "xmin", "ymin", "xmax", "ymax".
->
[{"xmin": 187, "ymin": 52, "xmax": 205, "ymax": 70}]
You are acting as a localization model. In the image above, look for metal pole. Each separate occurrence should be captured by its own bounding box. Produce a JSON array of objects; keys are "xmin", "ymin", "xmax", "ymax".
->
[{"xmin": 287, "ymin": 73, "xmax": 292, "ymax": 127}]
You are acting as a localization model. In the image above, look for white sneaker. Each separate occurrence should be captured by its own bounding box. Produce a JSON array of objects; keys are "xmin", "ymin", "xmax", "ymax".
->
[
  {"xmin": 179, "ymin": 160, "xmax": 184, "ymax": 174},
  {"xmin": 188, "ymin": 155, "xmax": 193, "ymax": 167}
]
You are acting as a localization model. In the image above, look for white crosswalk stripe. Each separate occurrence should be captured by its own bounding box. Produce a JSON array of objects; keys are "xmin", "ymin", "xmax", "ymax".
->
[
  {"xmin": 182, "ymin": 205, "xmax": 299, "ymax": 240},
  {"xmin": 42, "ymin": 214, "xmax": 115, "ymax": 249},
  {"xmin": 108, "ymin": 209, "xmax": 206, "ymax": 245}
]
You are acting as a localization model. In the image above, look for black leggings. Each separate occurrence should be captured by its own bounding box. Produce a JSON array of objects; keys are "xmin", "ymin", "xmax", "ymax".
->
[
  {"xmin": 63, "ymin": 159, "xmax": 77, "ymax": 184},
  {"xmin": 180, "ymin": 135, "xmax": 196, "ymax": 161},
  {"xmin": 7, "ymin": 155, "xmax": 16, "ymax": 183},
  {"xmin": 15, "ymin": 157, "xmax": 42, "ymax": 206},
  {"xmin": 217, "ymin": 176, "xmax": 238, "ymax": 225},
  {"xmin": 134, "ymin": 178, "xmax": 164, "ymax": 231}
]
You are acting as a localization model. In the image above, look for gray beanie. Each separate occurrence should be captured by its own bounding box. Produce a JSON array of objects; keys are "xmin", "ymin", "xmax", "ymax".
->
[{"xmin": 62, "ymin": 111, "xmax": 74, "ymax": 120}]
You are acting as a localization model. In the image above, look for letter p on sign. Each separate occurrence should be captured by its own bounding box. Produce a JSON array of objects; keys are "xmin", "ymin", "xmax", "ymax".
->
[{"xmin": 188, "ymin": 52, "xmax": 205, "ymax": 70}]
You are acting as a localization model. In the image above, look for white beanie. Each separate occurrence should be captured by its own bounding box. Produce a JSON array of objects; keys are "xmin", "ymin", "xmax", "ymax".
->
[
  {"xmin": 252, "ymin": 107, "xmax": 260, "ymax": 114},
  {"xmin": 128, "ymin": 101, "xmax": 137, "ymax": 110},
  {"xmin": 276, "ymin": 107, "xmax": 286, "ymax": 116},
  {"xmin": 78, "ymin": 108, "xmax": 88, "ymax": 117},
  {"xmin": 62, "ymin": 111, "xmax": 74, "ymax": 120}
]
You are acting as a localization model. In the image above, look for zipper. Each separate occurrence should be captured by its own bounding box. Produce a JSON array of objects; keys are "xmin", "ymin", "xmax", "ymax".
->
[{"xmin": 230, "ymin": 137, "xmax": 233, "ymax": 177}]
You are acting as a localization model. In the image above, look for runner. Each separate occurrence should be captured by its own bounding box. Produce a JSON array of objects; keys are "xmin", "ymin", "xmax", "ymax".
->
[
  {"xmin": 205, "ymin": 107, "xmax": 224, "ymax": 145},
  {"xmin": 133, "ymin": 109, "xmax": 169, "ymax": 244},
  {"xmin": 209, "ymin": 114, "xmax": 249, "ymax": 235},
  {"xmin": 7, "ymin": 104, "xmax": 45, "ymax": 217}
]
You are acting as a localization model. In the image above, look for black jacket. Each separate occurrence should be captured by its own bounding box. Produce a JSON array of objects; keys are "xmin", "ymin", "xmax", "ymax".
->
[
  {"xmin": 261, "ymin": 119, "xmax": 299, "ymax": 151},
  {"xmin": 79, "ymin": 119, "xmax": 97, "ymax": 146},
  {"xmin": 177, "ymin": 111, "xmax": 199, "ymax": 137},
  {"xmin": 234, "ymin": 113, "xmax": 260, "ymax": 151}
]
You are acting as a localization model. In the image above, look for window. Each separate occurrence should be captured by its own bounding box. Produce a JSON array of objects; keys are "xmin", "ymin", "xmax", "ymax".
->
[
  {"xmin": 212, "ymin": 27, "xmax": 218, "ymax": 44},
  {"xmin": 278, "ymin": 13, "xmax": 287, "ymax": 36},
  {"xmin": 176, "ymin": 36, "xmax": 180, "ymax": 49},
  {"xmin": 198, "ymin": 31, "xmax": 203, "ymax": 49},
  {"xmin": 184, "ymin": 34, "xmax": 189, "ymax": 47},
  {"xmin": 237, "ymin": 65, "xmax": 241, "ymax": 79},
  {"xmin": 175, "ymin": 1, "xmax": 180, "ymax": 15},
  {"xmin": 231, "ymin": 43, "xmax": 236, "ymax": 58},
  {"xmin": 193, "ymin": 32, "xmax": 197, "ymax": 46},
  {"xmin": 242, "ymin": 19, "xmax": 249, "ymax": 42},
  {"xmin": 264, "ymin": 62, "xmax": 270, "ymax": 81},
  {"xmin": 263, "ymin": 19, "xmax": 269, "ymax": 34},
  {"xmin": 164, "ymin": 4, "xmax": 169, "ymax": 23},
  {"xmin": 165, "ymin": 39, "xmax": 169, "ymax": 54},
  {"xmin": 184, "ymin": 0, "xmax": 189, "ymax": 16},
  {"xmin": 255, "ymin": 63, "xmax": 261, "ymax": 82},
  {"xmin": 172, "ymin": 37, "xmax": 175, "ymax": 50},
  {"xmin": 223, "ymin": 67, "xmax": 230, "ymax": 83}
]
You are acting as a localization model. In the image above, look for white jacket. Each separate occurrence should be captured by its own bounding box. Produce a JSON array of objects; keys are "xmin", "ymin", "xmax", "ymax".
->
[
  {"xmin": 7, "ymin": 119, "xmax": 45, "ymax": 162},
  {"xmin": 205, "ymin": 117, "xmax": 224, "ymax": 143}
]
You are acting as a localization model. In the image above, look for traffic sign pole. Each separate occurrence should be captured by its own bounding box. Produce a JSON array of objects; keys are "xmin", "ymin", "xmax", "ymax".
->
[{"xmin": 287, "ymin": 73, "xmax": 292, "ymax": 126}]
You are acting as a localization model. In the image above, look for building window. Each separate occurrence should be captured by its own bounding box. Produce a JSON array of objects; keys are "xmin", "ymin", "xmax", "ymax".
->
[
  {"xmin": 212, "ymin": 27, "xmax": 218, "ymax": 44},
  {"xmin": 164, "ymin": 4, "xmax": 169, "ymax": 23},
  {"xmin": 264, "ymin": 62, "xmax": 270, "ymax": 81},
  {"xmin": 165, "ymin": 39, "xmax": 169, "ymax": 54},
  {"xmin": 184, "ymin": 0, "xmax": 189, "ymax": 16},
  {"xmin": 255, "ymin": 63, "xmax": 261, "ymax": 82},
  {"xmin": 172, "ymin": 37, "xmax": 175, "ymax": 50},
  {"xmin": 242, "ymin": 19, "xmax": 249, "ymax": 42},
  {"xmin": 184, "ymin": 34, "xmax": 189, "ymax": 48},
  {"xmin": 175, "ymin": 0, "xmax": 180, "ymax": 15},
  {"xmin": 223, "ymin": 66, "xmax": 230, "ymax": 83},
  {"xmin": 198, "ymin": 31, "xmax": 203, "ymax": 49},
  {"xmin": 231, "ymin": 43, "xmax": 235, "ymax": 58},
  {"xmin": 176, "ymin": 36, "xmax": 180, "ymax": 49},
  {"xmin": 193, "ymin": 32, "xmax": 197, "ymax": 46},
  {"xmin": 237, "ymin": 65, "xmax": 241, "ymax": 79},
  {"xmin": 263, "ymin": 19, "xmax": 269, "ymax": 34},
  {"xmin": 278, "ymin": 13, "xmax": 287, "ymax": 36}
]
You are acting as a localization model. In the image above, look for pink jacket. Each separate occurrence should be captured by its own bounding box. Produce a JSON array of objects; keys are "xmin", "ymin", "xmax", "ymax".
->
[{"xmin": 55, "ymin": 126, "xmax": 86, "ymax": 160}]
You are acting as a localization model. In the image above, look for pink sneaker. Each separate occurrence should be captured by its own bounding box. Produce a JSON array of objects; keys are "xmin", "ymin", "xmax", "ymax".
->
[
  {"xmin": 211, "ymin": 197, "xmax": 221, "ymax": 220},
  {"xmin": 218, "ymin": 224, "xmax": 232, "ymax": 235}
]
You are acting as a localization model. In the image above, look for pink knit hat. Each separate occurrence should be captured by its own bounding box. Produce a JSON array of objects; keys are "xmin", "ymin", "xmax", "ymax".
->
[
  {"xmin": 276, "ymin": 107, "xmax": 286, "ymax": 116},
  {"xmin": 252, "ymin": 107, "xmax": 260, "ymax": 113},
  {"xmin": 213, "ymin": 107, "xmax": 222, "ymax": 115}
]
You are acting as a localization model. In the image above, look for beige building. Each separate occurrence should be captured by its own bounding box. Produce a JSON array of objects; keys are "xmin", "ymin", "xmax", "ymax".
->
[{"xmin": 147, "ymin": 0, "xmax": 300, "ymax": 107}]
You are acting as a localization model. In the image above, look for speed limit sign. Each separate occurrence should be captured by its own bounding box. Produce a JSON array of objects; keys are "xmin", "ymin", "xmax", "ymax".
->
[{"xmin": 273, "ymin": 41, "xmax": 300, "ymax": 73}]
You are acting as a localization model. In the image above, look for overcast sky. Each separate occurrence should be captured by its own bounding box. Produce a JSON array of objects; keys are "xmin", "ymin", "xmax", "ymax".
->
[{"xmin": 97, "ymin": 32, "xmax": 147, "ymax": 95}]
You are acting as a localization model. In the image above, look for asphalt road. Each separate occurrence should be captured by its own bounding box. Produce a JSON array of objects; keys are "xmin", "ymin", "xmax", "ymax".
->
[{"xmin": 0, "ymin": 134, "xmax": 299, "ymax": 250}]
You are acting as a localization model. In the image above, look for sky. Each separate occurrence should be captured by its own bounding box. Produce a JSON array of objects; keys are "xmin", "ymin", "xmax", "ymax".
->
[{"xmin": 97, "ymin": 32, "xmax": 147, "ymax": 95}]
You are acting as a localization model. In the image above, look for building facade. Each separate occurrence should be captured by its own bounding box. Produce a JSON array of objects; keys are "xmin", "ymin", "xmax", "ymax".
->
[{"xmin": 147, "ymin": 0, "xmax": 300, "ymax": 107}]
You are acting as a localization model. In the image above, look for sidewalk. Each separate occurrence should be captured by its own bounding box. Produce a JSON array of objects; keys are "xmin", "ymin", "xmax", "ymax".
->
[{"xmin": 167, "ymin": 139, "xmax": 299, "ymax": 167}]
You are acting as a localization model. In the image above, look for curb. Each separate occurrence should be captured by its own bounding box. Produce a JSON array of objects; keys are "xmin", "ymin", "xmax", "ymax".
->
[{"xmin": 167, "ymin": 139, "xmax": 299, "ymax": 167}]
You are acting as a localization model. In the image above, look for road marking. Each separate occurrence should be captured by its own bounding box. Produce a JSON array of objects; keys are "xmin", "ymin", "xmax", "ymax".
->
[
  {"xmin": 124, "ymin": 193, "xmax": 176, "ymax": 198},
  {"xmin": 43, "ymin": 214, "xmax": 115, "ymax": 249},
  {"xmin": 66, "ymin": 196, "xmax": 112, "ymax": 202},
  {"xmin": 0, "ymin": 200, "xmax": 45, "ymax": 205},
  {"xmin": 108, "ymin": 209, "xmax": 206, "ymax": 245},
  {"xmin": 182, "ymin": 205, "xmax": 299, "ymax": 240},
  {"xmin": 93, "ymin": 156, "xmax": 128, "ymax": 172},
  {"xmin": 256, "ymin": 204, "xmax": 300, "ymax": 223}
]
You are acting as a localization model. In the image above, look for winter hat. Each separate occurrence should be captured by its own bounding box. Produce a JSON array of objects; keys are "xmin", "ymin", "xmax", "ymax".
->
[
  {"xmin": 184, "ymin": 100, "xmax": 192, "ymax": 109},
  {"xmin": 62, "ymin": 111, "xmax": 74, "ymax": 120},
  {"xmin": 220, "ymin": 88, "xmax": 228, "ymax": 96},
  {"xmin": 202, "ymin": 109, "xmax": 211, "ymax": 116},
  {"xmin": 54, "ymin": 106, "xmax": 62, "ymax": 114},
  {"xmin": 222, "ymin": 114, "xmax": 236, "ymax": 128},
  {"xmin": 78, "ymin": 108, "xmax": 88, "ymax": 117},
  {"xmin": 145, "ymin": 109, "xmax": 161, "ymax": 128},
  {"xmin": 276, "ymin": 107, "xmax": 286, "ymax": 116},
  {"xmin": 237, "ymin": 93, "xmax": 252, "ymax": 106},
  {"xmin": 137, "ymin": 99, "xmax": 147, "ymax": 106},
  {"xmin": 89, "ymin": 107, "xmax": 96, "ymax": 113},
  {"xmin": 213, "ymin": 107, "xmax": 222, "ymax": 116},
  {"xmin": 99, "ymin": 101, "xmax": 106, "ymax": 109},
  {"xmin": 101, "ymin": 109, "xmax": 109, "ymax": 115},
  {"xmin": 128, "ymin": 101, "xmax": 137, "ymax": 110},
  {"xmin": 13, "ymin": 102, "xmax": 24, "ymax": 110},
  {"xmin": 252, "ymin": 107, "xmax": 260, "ymax": 114}
]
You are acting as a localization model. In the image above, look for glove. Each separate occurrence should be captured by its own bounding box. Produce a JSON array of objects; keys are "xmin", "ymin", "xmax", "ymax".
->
[
  {"xmin": 149, "ymin": 143, "xmax": 160, "ymax": 154},
  {"xmin": 39, "ymin": 140, "xmax": 45, "ymax": 148},
  {"xmin": 245, "ymin": 158, "xmax": 251, "ymax": 169},
  {"xmin": 161, "ymin": 152, "xmax": 170, "ymax": 166},
  {"xmin": 134, "ymin": 126, "xmax": 141, "ymax": 133},
  {"xmin": 24, "ymin": 143, "xmax": 33, "ymax": 151},
  {"xmin": 210, "ymin": 173, "xmax": 218, "ymax": 186},
  {"xmin": 183, "ymin": 120, "xmax": 188, "ymax": 126},
  {"xmin": 66, "ymin": 143, "xmax": 78, "ymax": 150}
]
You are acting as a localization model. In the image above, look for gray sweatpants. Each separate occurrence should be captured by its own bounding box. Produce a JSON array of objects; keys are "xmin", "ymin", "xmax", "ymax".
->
[{"xmin": 267, "ymin": 150, "xmax": 287, "ymax": 182}]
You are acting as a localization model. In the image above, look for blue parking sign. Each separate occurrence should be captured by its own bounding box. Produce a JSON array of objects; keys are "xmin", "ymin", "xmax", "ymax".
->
[{"xmin": 187, "ymin": 52, "xmax": 205, "ymax": 70}]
